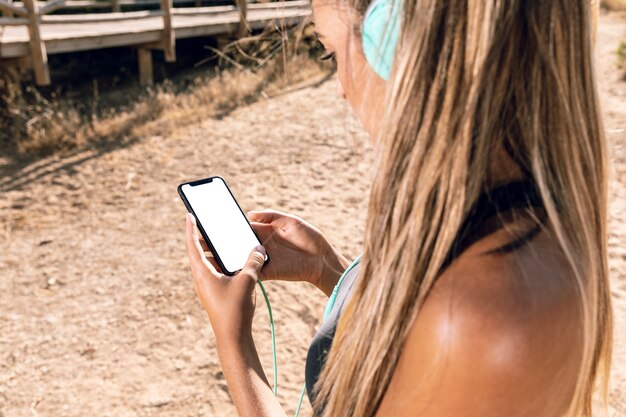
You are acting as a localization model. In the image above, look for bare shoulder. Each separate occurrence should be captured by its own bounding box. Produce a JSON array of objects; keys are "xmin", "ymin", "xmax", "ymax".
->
[{"xmin": 375, "ymin": 226, "xmax": 584, "ymax": 417}]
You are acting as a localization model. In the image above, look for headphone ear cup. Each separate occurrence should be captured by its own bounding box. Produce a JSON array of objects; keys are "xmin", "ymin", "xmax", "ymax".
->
[
  {"xmin": 361, "ymin": 11, "xmax": 377, "ymax": 70},
  {"xmin": 361, "ymin": 0, "xmax": 400, "ymax": 81}
]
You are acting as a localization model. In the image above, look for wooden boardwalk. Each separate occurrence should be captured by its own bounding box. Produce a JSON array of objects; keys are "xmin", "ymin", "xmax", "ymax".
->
[{"xmin": 0, "ymin": 0, "xmax": 311, "ymax": 85}]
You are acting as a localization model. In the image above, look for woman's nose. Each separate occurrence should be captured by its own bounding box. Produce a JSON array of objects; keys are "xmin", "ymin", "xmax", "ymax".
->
[{"xmin": 335, "ymin": 77, "xmax": 346, "ymax": 100}]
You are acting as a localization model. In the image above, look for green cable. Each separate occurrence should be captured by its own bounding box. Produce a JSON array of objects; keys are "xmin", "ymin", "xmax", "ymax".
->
[
  {"xmin": 257, "ymin": 278, "xmax": 306, "ymax": 415},
  {"xmin": 257, "ymin": 279, "xmax": 278, "ymax": 397},
  {"xmin": 295, "ymin": 383, "xmax": 307, "ymax": 417},
  {"xmin": 256, "ymin": 255, "xmax": 363, "ymax": 414},
  {"xmin": 293, "ymin": 253, "xmax": 363, "ymax": 417}
]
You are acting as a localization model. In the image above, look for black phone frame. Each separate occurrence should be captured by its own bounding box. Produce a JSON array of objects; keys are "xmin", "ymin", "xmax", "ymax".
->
[{"xmin": 177, "ymin": 175, "xmax": 269, "ymax": 276}]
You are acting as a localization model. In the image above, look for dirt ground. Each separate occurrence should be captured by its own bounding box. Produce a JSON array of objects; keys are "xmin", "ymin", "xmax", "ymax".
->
[{"xmin": 1, "ymin": 13, "xmax": 625, "ymax": 417}]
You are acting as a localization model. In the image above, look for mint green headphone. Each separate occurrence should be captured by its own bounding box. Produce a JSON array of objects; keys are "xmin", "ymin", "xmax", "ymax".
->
[{"xmin": 361, "ymin": 0, "xmax": 401, "ymax": 80}]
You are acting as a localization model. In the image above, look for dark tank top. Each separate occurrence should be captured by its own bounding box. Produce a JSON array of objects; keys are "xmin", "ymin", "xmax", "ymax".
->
[{"xmin": 304, "ymin": 180, "xmax": 544, "ymax": 412}]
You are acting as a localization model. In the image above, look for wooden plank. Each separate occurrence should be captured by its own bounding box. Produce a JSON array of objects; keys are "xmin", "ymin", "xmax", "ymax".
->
[
  {"xmin": 244, "ymin": 13, "xmax": 303, "ymax": 32},
  {"xmin": 46, "ymin": 30, "xmax": 163, "ymax": 53},
  {"xmin": 11, "ymin": 0, "xmax": 184, "ymax": 8},
  {"xmin": 42, "ymin": 9, "xmax": 164, "ymax": 23},
  {"xmin": 174, "ymin": 14, "xmax": 304, "ymax": 38},
  {"xmin": 172, "ymin": 5, "xmax": 235, "ymax": 15},
  {"xmin": 0, "ymin": 16, "xmax": 28, "ymax": 24},
  {"xmin": 0, "ymin": 4, "xmax": 311, "ymax": 59},
  {"xmin": 66, "ymin": 0, "xmax": 112, "ymax": 8},
  {"xmin": 22, "ymin": 0, "xmax": 50, "ymax": 85},
  {"xmin": 0, "ymin": 0, "xmax": 27, "ymax": 16},
  {"xmin": 36, "ymin": 5, "xmax": 288, "ymax": 22},
  {"xmin": 248, "ymin": 1, "xmax": 309, "ymax": 10},
  {"xmin": 137, "ymin": 46, "xmax": 153, "ymax": 86},
  {"xmin": 5, "ymin": 0, "xmax": 215, "ymax": 14},
  {"xmin": 120, "ymin": 0, "xmax": 203, "ymax": 6},
  {"xmin": 174, "ymin": 21, "xmax": 234, "ymax": 39},
  {"xmin": 0, "ymin": 42, "xmax": 27, "ymax": 57},
  {"xmin": 170, "ymin": 2, "xmax": 309, "ymax": 16},
  {"xmin": 160, "ymin": 0, "xmax": 175, "ymax": 61},
  {"xmin": 9, "ymin": 0, "xmax": 307, "ymax": 13},
  {"xmin": 39, "ymin": 0, "xmax": 66, "ymax": 15}
]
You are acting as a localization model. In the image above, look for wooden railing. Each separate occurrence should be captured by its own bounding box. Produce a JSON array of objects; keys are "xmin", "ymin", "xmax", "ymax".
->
[
  {"xmin": 0, "ymin": 0, "xmax": 252, "ymax": 85},
  {"xmin": 0, "ymin": 0, "xmax": 53, "ymax": 84},
  {"xmin": 10, "ymin": 0, "xmax": 224, "ymax": 11}
]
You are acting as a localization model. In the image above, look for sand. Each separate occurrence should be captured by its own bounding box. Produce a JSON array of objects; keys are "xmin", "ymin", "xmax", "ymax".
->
[
  {"xmin": 1, "ymin": 13, "xmax": 625, "ymax": 417},
  {"xmin": 599, "ymin": 13, "xmax": 626, "ymax": 417}
]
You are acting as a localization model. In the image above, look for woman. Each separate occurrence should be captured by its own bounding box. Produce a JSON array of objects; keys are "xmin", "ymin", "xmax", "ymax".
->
[{"xmin": 183, "ymin": 0, "xmax": 613, "ymax": 416}]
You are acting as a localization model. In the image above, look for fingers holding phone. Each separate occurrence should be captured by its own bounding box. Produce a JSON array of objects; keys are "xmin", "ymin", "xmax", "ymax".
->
[
  {"xmin": 197, "ymin": 234, "xmax": 209, "ymax": 252},
  {"xmin": 245, "ymin": 209, "xmax": 349, "ymax": 294},
  {"xmin": 178, "ymin": 176, "xmax": 347, "ymax": 298},
  {"xmin": 194, "ymin": 232, "xmax": 222, "ymax": 271},
  {"xmin": 184, "ymin": 212, "xmax": 265, "ymax": 340}
]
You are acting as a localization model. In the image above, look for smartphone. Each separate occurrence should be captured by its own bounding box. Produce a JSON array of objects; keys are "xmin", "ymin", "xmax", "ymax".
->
[{"xmin": 178, "ymin": 176, "xmax": 269, "ymax": 276}]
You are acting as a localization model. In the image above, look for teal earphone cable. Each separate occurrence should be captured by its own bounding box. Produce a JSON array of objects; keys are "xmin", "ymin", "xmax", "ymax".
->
[
  {"xmin": 293, "ymin": 253, "xmax": 363, "ymax": 417},
  {"xmin": 323, "ymin": 254, "xmax": 363, "ymax": 321},
  {"xmin": 294, "ymin": 384, "xmax": 307, "ymax": 417},
  {"xmin": 254, "ymin": 254, "xmax": 363, "ymax": 414},
  {"xmin": 257, "ymin": 279, "xmax": 278, "ymax": 397}
]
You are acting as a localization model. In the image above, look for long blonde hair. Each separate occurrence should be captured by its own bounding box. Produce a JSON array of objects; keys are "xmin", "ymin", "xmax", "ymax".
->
[{"xmin": 313, "ymin": 1, "xmax": 612, "ymax": 416}]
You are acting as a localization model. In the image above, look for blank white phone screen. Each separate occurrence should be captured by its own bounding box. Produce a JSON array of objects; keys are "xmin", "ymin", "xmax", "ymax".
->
[{"xmin": 182, "ymin": 178, "xmax": 262, "ymax": 273}]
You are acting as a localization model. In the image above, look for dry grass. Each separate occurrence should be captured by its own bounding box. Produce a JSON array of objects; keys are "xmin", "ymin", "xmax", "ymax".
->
[
  {"xmin": 0, "ymin": 23, "xmax": 333, "ymax": 158},
  {"xmin": 602, "ymin": 0, "xmax": 626, "ymax": 10}
]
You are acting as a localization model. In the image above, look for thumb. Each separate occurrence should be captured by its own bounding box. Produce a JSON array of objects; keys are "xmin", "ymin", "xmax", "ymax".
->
[
  {"xmin": 247, "ymin": 210, "xmax": 281, "ymax": 224},
  {"xmin": 241, "ymin": 245, "xmax": 267, "ymax": 280}
]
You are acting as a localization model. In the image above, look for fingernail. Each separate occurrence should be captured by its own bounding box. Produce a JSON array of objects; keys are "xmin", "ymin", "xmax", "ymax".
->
[{"xmin": 255, "ymin": 245, "xmax": 266, "ymax": 255}]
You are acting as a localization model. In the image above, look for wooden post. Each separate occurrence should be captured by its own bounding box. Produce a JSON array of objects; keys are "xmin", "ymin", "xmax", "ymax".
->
[
  {"xmin": 112, "ymin": 0, "xmax": 120, "ymax": 12},
  {"xmin": 3, "ymin": 0, "xmax": 13, "ymax": 18},
  {"xmin": 236, "ymin": 0, "xmax": 248, "ymax": 37},
  {"xmin": 160, "ymin": 0, "xmax": 175, "ymax": 62},
  {"xmin": 137, "ymin": 47, "xmax": 153, "ymax": 86},
  {"xmin": 22, "ymin": 0, "xmax": 50, "ymax": 85}
]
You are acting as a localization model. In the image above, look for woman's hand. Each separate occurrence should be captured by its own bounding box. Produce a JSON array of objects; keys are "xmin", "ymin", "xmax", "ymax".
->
[
  {"xmin": 185, "ymin": 213, "xmax": 265, "ymax": 343},
  {"xmin": 185, "ymin": 213, "xmax": 288, "ymax": 417},
  {"xmin": 246, "ymin": 209, "xmax": 350, "ymax": 296}
]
